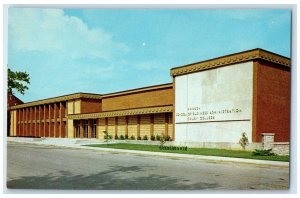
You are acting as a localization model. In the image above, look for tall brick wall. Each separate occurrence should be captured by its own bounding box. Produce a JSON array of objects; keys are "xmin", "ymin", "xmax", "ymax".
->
[
  {"xmin": 117, "ymin": 116, "xmax": 126, "ymax": 137},
  {"xmin": 107, "ymin": 117, "xmax": 115, "ymax": 137},
  {"xmin": 168, "ymin": 113, "xmax": 173, "ymax": 139},
  {"xmin": 128, "ymin": 115, "xmax": 138, "ymax": 138},
  {"xmin": 97, "ymin": 118, "xmax": 106, "ymax": 139},
  {"xmin": 102, "ymin": 87, "xmax": 173, "ymax": 112},
  {"xmin": 81, "ymin": 98, "xmax": 102, "ymax": 114},
  {"xmin": 140, "ymin": 115, "xmax": 151, "ymax": 138},
  {"xmin": 252, "ymin": 60, "xmax": 290, "ymax": 142},
  {"xmin": 153, "ymin": 113, "xmax": 165, "ymax": 136}
]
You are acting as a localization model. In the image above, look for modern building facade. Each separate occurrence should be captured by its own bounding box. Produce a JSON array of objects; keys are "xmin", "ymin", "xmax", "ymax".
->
[
  {"xmin": 8, "ymin": 84, "xmax": 174, "ymax": 140},
  {"xmin": 8, "ymin": 48, "xmax": 291, "ymax": 150}
]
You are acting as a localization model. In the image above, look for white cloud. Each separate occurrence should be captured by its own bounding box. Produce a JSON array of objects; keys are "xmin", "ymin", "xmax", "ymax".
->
[
  {"xmin": 8, "ymin": 8, "xmax": 129, "ymax": 60},
  {"xmin": 8, "ymin": 8, "xmax": 132, "ymax": 101}
]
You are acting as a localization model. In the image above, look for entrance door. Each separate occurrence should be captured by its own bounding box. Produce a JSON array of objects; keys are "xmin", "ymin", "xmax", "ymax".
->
[{"xmin": 75, "ymin": 120, "xmax": 80, "ymax": 138}]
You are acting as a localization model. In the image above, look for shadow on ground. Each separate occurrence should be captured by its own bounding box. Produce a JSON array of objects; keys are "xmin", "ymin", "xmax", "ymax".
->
[{"xmin": 7, "ymin": 165, "xmax": 219, "ymax": 190}]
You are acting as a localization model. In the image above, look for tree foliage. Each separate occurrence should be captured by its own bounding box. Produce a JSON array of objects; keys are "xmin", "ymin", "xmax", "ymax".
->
[
  {"xmin": 8, "ymin": 68, "xmax": 30, "ymax": 95},
  {"xmin": 239, "ymin": 132, "xmax": 249, "ymax": 150}
]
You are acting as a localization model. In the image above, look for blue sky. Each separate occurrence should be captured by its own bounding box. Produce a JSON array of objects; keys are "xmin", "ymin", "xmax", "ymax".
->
[{"xmin": 8, "ymin": 8, "xmax": 291, "ymax": 102}]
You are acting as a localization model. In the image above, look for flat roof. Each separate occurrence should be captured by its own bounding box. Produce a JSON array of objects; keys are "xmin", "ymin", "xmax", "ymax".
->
[
  {"xmin": 9, "ymin": 92, "xmax": 102, "ymax": 110},
  {"xmin": 9, "ymin": 83, "xmax": 173, "ymax": 110},
  {"xmin": 170, "ymin": 48, "xmax": 291, "ymax": 77},
  {"xmin": 101, "ymin": 83, "xmax": 173, "ymax": 98}
]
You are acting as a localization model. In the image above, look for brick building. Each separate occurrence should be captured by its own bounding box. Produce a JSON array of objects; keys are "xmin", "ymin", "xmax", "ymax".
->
[{"xmin": 8, "ymin": 48, "xmax": 291, "ymax": 150}]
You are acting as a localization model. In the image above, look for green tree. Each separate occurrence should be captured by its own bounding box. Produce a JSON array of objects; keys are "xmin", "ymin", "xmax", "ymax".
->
[
  {"xmin": 8, "ymin": 68, "xmax": 30, "ymax": 95},
  {"xmin": 239, "ymin": 132, "xmax": 249, "ymax": 150}
]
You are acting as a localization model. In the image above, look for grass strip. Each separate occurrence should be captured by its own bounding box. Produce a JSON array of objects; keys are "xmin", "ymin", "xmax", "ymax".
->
[{"xmin": 85, "ymin": 143, "xmax": 289, "ymax": 162}]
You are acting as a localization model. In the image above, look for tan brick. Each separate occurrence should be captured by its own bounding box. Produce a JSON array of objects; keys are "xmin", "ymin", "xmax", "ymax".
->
[
  {"xmin": 107, "ymin": 117, "xmax": 115, "ymax": 137},
  {"xmin": 117, "ymin": 116, "xmax": 126, "ymax": 137},
  {"xmin": 128, "ymin": 115, "xmax": 138, "ymax": 138},
  {"xmin": 97, "ymin": 118, "xmax": 106, "ymax": 139},
  {"xmin": 153, "ymin": 113, "xmax": 165, "ymax": 136},
  {"xmin": 140, "ymin": 114, "xmax": 150, "ymax": 138}
]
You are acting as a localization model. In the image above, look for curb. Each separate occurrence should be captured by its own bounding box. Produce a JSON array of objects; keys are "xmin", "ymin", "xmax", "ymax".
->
[
  {"xmin": 7, "ymin": 140, "xmax": 289, "ymax": 167},
  {"xmin": 79, "ymin": 146, "xmax": 289, "ymax": 167}
]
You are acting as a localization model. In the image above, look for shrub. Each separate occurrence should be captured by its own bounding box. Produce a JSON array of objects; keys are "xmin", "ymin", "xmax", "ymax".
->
[
  {"xmin": 130, "ymin": 135, "xmax": 135, "ymax": 140},
  {"xmin": 252, "ymin": 149, "xmax": 276, "ymax": 156},
  {"xmin": 159, "ymin": 134, "xmax": 166, "ymax": 146},
  {"xmin": 108, "ymin": 135, "xmax": 113, "ymax": 139},
  {"xmin": 103, "ymin": 131, "xmax": 109, "ymax": 144},
  {"xmin": 239, "ymin": 132, "xmax": 249, "ymax": 150},
  {"xmin": 114, "ymin": 134, "xmax": 119, "ymax": 139},
  {"xmin": 120, "ymin": 135, "xmax": 124, "ymax": 140},
  {"xmin": 150, "ymin": 135, "xmax": 155, "ymax": 141},
  {"xmin": 142, "ymin": 135, "xmax": 148, "ymax": 140},
  {"xmin": 165, "ymin": 135, "xmax": 171, "ymax": 141},
  {"xmin": 125, "ymin": 134, "xmax": 128, "ymax": 139},
  {"xmin": 155, "ymin": 134, "xmax": 161, "ymax": 141},
  {"xmin": 137, "ymin": 136, "xmax": 141, "ymax": 140}
]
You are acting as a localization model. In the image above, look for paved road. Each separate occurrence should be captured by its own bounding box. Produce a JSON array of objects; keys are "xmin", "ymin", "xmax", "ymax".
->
[{"xmin": 6, "ymin": 141, "xmax": 289, "ymax": 190}]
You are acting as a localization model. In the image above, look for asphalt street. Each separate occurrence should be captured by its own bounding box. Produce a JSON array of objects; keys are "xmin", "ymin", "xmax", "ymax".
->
[{"xmin": 6, "ymin": 141, "xmax": 289, "ymax": 190}]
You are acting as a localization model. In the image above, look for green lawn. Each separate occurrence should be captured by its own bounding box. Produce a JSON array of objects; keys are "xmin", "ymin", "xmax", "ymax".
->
[{"xmin": 85, "ymin": 143, "xmax": 289, "ymax": 162}]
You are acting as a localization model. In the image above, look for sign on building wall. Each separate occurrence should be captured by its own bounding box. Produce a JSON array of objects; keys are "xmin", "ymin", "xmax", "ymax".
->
[{"xmin": 174, "ymin": 62, "xmax": 254, "ymax": 143}]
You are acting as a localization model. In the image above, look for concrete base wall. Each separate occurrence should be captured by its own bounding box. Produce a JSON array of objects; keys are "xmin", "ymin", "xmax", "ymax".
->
[{"xmin": 271, "ymin": 143, "xmax": 289, "ymax": 155}]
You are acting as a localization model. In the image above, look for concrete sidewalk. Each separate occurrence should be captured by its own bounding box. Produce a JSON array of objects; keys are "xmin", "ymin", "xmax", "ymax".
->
[{"xmin": 6, "ymin": 137, "xmax": 289, "ymax": 167}]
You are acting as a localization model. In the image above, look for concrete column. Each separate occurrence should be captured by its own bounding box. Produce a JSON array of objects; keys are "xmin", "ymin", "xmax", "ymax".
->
[
  {"xmin": 80, "ymin": 120, "xmax": 84, "ymax": 138},
  {"xmin": 262, "ymin": 133, "xmax": 275, "ymax": 150},
  {"xmin": 43, "ymin": 105, "xmax": 46, "ymax": 137},
  {"xmin": 48, "ymin": 104, "xmax": 51, "ymax": 137},
  {"xmin": 73, "ymin": 101, "xmax": 75, "ymax": 114},
  {"xmin": 16, "ymin": 109, "xmax": 18, "ymax": 136},
  {"xmin": 28, "ymin": 108, "xmax": 30, "ymax": 136},
  {"xmin": 38, "ymin": 106, "xmax": 41, "ymax": 137},
  {"xmin": 96, "ymin": 119, "xmax": 99, "ymax": 139},
  {"xmin": 172, "ymin": 77, "xmax": 175, "ymax": 141},
  {"xmin": 150, "ymin": 114, "xmax": 154, "ymax": 137},
  {"xmin": 26, "ymin": 108, "xmax": 28, "ymax": 137},
  {"xmin": 27, "ymin": 108, "xmax": 29, "ymax": 136},
  {"xmin": 105, "ymin": 118, "xmax": 108, "ymax": 132},
  {"xmin": 17, "ymin": 110, "xmax": 19, "ymax": 136},
  {"xmin": 125, "ymin": 116, "xmax": 128, "ymax": 137},
  {"xmin": 22, "ymin": 109, "xmax": 25, "ymax": 136},
  {"xmin": 24, "ymin": 108, "xmax": 26, "ymax": 136},
  {"xmin": 115, "ymin": 117, "xmax": 118, "ymax": 137},
  {"xmin": 54, "ymin": 103, "xmax": 57, "ymax": 137},
  {"xmin": 34, "ymin": 106, "xmax": 37, "ymax": 137},
  {"xmin": 19, "ymin": 109, "xmax": 21, "ymax": 136},
  {"xmin": 31, "ymin": 107, "xmax": 33, "ymax": 136},
  {"xmin": 88, "ymin": 119, "xmax": 92, "ymax": 138},
  {"xmin": 137, "ymin": 115, "xmax": 140, "ymax": 138},
  {"xmin": 164, "ymin": 113, "xmax": 169, "ymax": 137},
  {"xmin": 59, "ymin": 102, "xmax": 63, "ymax": 138},
  {"xmin": 32, "ymin": 107, "xmax": 34, "ymax": 136}
]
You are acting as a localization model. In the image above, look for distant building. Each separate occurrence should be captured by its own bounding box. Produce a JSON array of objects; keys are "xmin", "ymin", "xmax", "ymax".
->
[
  {"xmin": 8, "ymin": 92, "xmax": 23, "ymax": 107},
  {"xmin": 8, "ymin": 48, "xmax": 291, "ymax": 152},
  {"xmin": 7, "ymin": 92, "xmax": 23, "ymax": 136}
]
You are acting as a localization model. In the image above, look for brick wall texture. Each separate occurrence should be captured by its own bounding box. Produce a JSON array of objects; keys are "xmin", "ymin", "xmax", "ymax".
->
[{"xmin": 253, "ymin": 60, "xmax": 290, "ymax": 142}]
